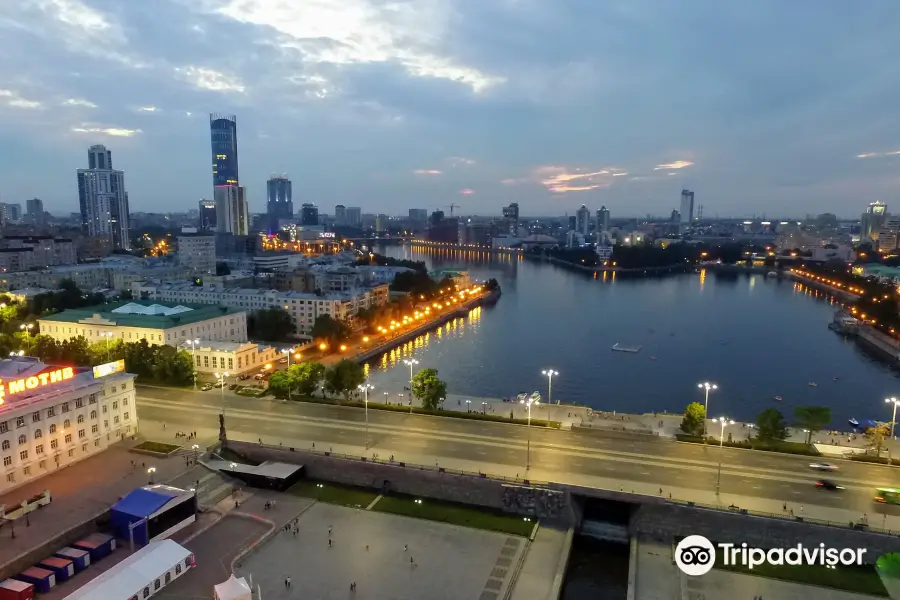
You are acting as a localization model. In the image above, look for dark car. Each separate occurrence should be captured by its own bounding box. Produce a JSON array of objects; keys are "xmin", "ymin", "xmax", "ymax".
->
[
  {"xmin": 238, "ymin": 374, "xmax": 251, "ymax": 381},
  {"xmin": 229, "ymin": 383, "xmax": 238, "ymax": 390},
  {"xmin": 816, "ymin": 479, "xmax": 843, "ymax": 491}
]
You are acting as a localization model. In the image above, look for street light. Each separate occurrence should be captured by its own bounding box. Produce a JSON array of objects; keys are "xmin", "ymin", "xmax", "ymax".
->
[
  {"xmin": 191, "ymin": 444, "xmax": 200, "ymax": 463},
  {"xmin": 697, "ymin": 382, "xmax": 717, "ymax": 437},
  {"xmin": 542, "ymin": 369, "xmax": 559, "ymax": 405},
  {"xmin": 403, "ymin": 358, "xmax": 419, "ymax": 410},
  {"xmin": 359, "ymin": 383, "xmax": 373, "ymax": 449},
  {"xmin": 19, "ymin": 323, "xmax": 34, "ymax": 336},
  {"xmin": 282, "ymin": 349, "xmax": 294, "ymax": 401},
  {"xmin": 214, "ymin": 372, "xmax": 229, "ymax": 415},
  {"xmin": 887, "ymin": 398, "xmax": 900, "ymax": 438},
  {"xmin": 147, "ymin": 466, "xmax": 156, "ymax": 484},
  {"xmin": 521, "ymin": 395, "xmax": 540, "ymax": 472},
  {"xmin": 711, "ymin": 417, "xmax": 734, "ymax": 496},
  {"xmin": 99, "ymin": 331, "xmax": 114, "ymax": 361},
  {"xmin": 465, "ymin": 399, "xmax": 471, "ymax": 413},
  {"xmin": 187, "ymin": 339, "xmax": 200, "ymax": 390}
]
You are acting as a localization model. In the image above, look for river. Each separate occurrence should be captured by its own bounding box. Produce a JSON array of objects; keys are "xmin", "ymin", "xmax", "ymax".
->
[{"xmin": 363, "ymin": 244, "xmax": 900, "ymax": 427}]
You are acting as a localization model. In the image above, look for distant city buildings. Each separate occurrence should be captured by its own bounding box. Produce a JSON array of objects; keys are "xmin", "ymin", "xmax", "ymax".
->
[
  {"xmin": 345, "ymin": 207, "xmax": 362, "ymax": 228},
  {"xmin": 408, "ymin": 208, "xmax": 428, "ymax": 232},
  {"xmin": 76, "ymin": 145, "xmax": 131, "ymax": 250},
  {"xmin": 575, "ymin": 204, "xmax": 590, "ymax": 236},
  {"xmin": 334, "ymin": 205, "xmax": 347, "ymax": 226},
  {"xmin": 502, "ymin": 203, "xmax": 519, "ymax": 234},
  {"xmin": 0, "ymin": 202, "xmax": 22, "ymax": 225},
  {"xmin": 375, "ymin": 214, "xmax": 388, "ymax": 233},
  {"xmin": 266, "ymin": 175, "xmax": 293, "ymax": 232},
  {"xmin": 300, "ymin": 203, "xmax": 319, "ymax": 226},
  {"xmin": 26, "ymin": 198, "xmax": 45, "ymax": 228},
  {"xmin": 210, "ymin": 114, "xmax": 249, "ymax": 235},
  {"xmin": 176, "ymin": 234, "xmax": 216, "ymax": 274},
  {"xmin": 679, "ymin": 189, "xmax": 695, "ymax": 233},
  {"xmin": 198, "ymin": 199, "xmax": 217, "ymax": 230},
  {"xmin": 0, "ymin": 236, "xmax": 76, "ymax": 272},
  {"xmin": 861, "ymin": 201, "xmax": 887, "ymax": 243},
  {"xmin": 597, "ymin": 206, "xmax": 610, "ymax": 233}
]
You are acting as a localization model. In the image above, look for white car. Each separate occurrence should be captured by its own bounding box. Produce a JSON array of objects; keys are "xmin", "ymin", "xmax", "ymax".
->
[{"xmin": 809, "ymin": 463, "xmax": 838, "ymax": 471}]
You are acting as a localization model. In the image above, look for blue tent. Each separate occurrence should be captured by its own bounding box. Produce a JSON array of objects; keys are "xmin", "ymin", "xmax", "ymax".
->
[{"xmin": 110, "ymin": 487, "xmax": 181, "ymax": 546}]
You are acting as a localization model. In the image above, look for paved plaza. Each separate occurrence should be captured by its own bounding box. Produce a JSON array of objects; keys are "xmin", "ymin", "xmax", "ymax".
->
[{"xmin": 236, "ymin": 502, "xmax": 527, "ymax": 600}]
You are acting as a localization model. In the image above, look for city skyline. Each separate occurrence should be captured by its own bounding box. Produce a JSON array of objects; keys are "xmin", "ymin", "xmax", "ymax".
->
[{"xmin": 0, "ymin": 1, "xmax": 898, "ymax": 218}]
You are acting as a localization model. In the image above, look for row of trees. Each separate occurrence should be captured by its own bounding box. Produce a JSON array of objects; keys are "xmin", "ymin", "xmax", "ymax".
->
[{"xmin": 268, "ymin": 359, "xmax": 448, "ymax": 410}]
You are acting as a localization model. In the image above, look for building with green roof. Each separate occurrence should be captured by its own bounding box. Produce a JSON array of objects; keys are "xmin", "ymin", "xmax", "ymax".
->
[{"xmin": 37, "ymin": 300, "xmax": 248, "ymax": 347}]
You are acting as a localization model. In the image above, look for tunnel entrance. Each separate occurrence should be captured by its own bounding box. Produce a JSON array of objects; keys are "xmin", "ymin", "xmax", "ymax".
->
[{"xmin": 578, "ymin": 497, "xmax": 636, "ymax": 544}]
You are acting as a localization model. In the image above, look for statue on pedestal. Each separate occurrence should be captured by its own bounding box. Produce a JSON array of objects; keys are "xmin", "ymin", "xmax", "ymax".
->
[{"xmin": 218, "ymin": 413, "xmax": 227, "ymax": 443}]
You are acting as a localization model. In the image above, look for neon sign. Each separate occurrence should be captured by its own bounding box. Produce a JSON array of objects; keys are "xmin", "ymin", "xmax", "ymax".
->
[
  {"xmin": 318, "ymin": 232, "xmax": 335, "ymax": 238},
  {"xmin": 0, "ymin": 367, "xmax": 75, "ymax": 404},
  {"xmin": 93, "ymin": 360, "xmax": 125, "ymax": 379}
]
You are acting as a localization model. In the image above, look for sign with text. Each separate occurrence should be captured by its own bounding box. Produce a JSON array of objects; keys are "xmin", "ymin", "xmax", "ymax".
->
[
  {"xmin": 0, "ymin": 367, "xmax": 76, "ymax": 403},
  {"xmin": 93, "ymin": 359, "xmax": 125, "ymax": 379},
  {"xmin": 318, "ymin": 232, "xmax": 335, "ymax": 238}
]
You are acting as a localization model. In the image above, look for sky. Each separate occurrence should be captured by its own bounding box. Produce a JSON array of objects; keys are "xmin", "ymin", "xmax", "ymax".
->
[{"xmin": 1, "ymin": 0, "xmax": 899, "ymax": 220}]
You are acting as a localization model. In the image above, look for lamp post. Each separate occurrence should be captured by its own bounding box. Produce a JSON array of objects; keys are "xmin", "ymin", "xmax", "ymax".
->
[
  {"xmin": 19, "ymin": 323, "xmax": 34, "ymax": 336},
  {"xmin": 542, "ymin": 369, "xmax": 559, "ymax": 405},
  {"xmin": 521, "ymin": 396, "xmax": 540, "ymax": 472},
  {"xmin": 187, "ymin": 339, "xmax": 200, "ymax": 390},
  {"xmin": 147, "ymin": 466, "xmax": 156, "ymax": 484},
  {"xmin": 359, "ymin": 383, "xmax": 373, "ymax": 449},
  {"xmin": 887, "ymin": 397, "xmax": 900, "ymax": 438},
  {"xmin": 403, "ymin": 358, "xmax": 418, "ymax": 412},
  {"xmin": 191, "ymin": 444, "xmax": 200, "ymax": 463},
  {"xmin": 214, "ymin": 371, "xmax": 229, "ymax": 415},
  {"xmin": 100, "ymin": 331, "xmax": 114, "ymax": 361},
  {"xmin": 282, "ymin": 349, "xmax": 293, "ymax": 401},
  {"xmin": 711, "ymin": 417, "xmax": 734, "ymax": 496},
  {"xmin": 697, "ymin": 381, "xmax": 717, "ymax": 437}
]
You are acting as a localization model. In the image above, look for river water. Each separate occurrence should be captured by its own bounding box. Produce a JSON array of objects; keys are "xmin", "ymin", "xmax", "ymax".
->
[{"xmin": 364, "ymin": 244, "xmax": 900, "ymax": 426}]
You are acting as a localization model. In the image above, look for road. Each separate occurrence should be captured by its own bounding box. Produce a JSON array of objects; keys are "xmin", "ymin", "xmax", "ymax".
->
[{"xmin": 136, "ymin": 386, "xmax": 900, "ymax": 528}]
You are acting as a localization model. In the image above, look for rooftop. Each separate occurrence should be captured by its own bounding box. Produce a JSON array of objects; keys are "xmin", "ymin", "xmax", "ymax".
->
[
  {"xmin": 38, "ymin": 299, "xmax": 245, "ymax": 328},
  {"xmin": 142, "ymin": 281, "xmax": 384, "ymax": 302}
]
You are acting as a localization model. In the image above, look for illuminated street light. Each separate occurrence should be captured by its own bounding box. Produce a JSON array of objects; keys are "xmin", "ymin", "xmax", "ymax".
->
[
  {"xmin": 214, "ymin": 372, "xmax": 229, "ymax": 416},
  {"xmin": 359, "ymin": 383, "xmax": 374, "ymax": 449},
  {"xmin": 887, "ymin": 397, "xmax": 900, "ymax": 438},
  {"xmin": 542, "ymin": 369, "xmax": 559, "ymax": 405},
  {"xmin": 521, "ymin": 395, "xmax": 540, "ymax": 471},
  {"xmin": 99, "ymin": 331, "xmax": 115, "ymax": 361},
  {"xmin": 282, "ymin": 349, "xmax": 294, "ymax": 401},
  {"xmin": 187, "ymin": 338, "xmax": 200, "ymax": 390},
  {"xmin": 147, "ymin": 466, "xmax": 157, "ymax": 484},
  {"xmin": 697, "ymin": 382, "xmax": 718, "ymax": 437},
  {"xmin": 711, "ymin": 417, "xmax": 735, "ymax": 495},
  {"xmin": 403, "ymin": 358, "xmax": 419, "ymax": 412}
]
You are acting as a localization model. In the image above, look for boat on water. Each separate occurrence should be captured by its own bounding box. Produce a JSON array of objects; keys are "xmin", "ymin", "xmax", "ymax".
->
[
  {"xmin": 649, "ymin": 356, "xmax": 657, "ymax": 361},
  {"xmin": 767, "ymin": 271, "xmax": 778, "ymax": 277},
  {"xmin": 849, "ymin": 418, "xmax": 860, "ymax": 428},
  {"xmin": 808, "ymin": 382, "xmax": 818, "ymax": 387},
  {"xmin": 774, "ymin": 396, "xmax": 783, "ymax": 401},
  {"xmin": 612, "ymin": 343, "xmax": 642, "ymax": 353}
]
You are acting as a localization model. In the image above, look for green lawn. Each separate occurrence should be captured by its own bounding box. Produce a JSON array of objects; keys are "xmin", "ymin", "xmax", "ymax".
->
[
  {"xmin": 372, "ymin": 495, "xmax": 535, "ymax": 536},
  {"xmin": 716, "ymin": 561, "xmax": 888, "ymax": 596},
  {"xmin": 287, "ymin": 480, "xmax": 379, "ymax": 508},
  {"xmin": 132, "ymin": 440, "xmax": 180, "ymax": 454}
]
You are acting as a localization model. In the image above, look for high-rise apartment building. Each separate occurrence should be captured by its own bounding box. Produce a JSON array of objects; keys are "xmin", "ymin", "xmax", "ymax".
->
[
  {"xmin": 300, "ymin": 203, "xmax": 319, "ymax": 226},
  {"xmin": 26, "ymin": 198, "xmax": 46, "ymax": 228},
  {"xmin": 266, "ymin": 175, "xmax": 293, "ymax": 231},
  {"xmin": 502, "ymin": 203, "xmax": 519, "ymax": 234},
  {"xmin": 567, "ymin": 215, "xmax": 577, "ymax": 231},
  {"xmin": 575, "ymin": 204, "xmax": 590, "ymax": 236},
  {"xmin": 408, "ymin": 208, "xmax": 428, "ymax": 232},
  {"xmin": 862, "ymin": 201, "xmax": 888, "ymax": 242},
  {"xmin": 198, "ymin": 199, "xmax": 217, "ymax": 230},
  {"xmin": 334, "ymin": 205, "xmax": 347, "ymax": 226},
  {"xmin": 679, "ymin": 189, "xmax": 695, "ymax": 231},
  {"xmin": 375, "ymin": 214, "xmax": 388, "ymax": 233},
  {"xmin": 597, "ymin": 206, "xmax": 610, "ymax": 233},
  {"xmin": 210, "ymin": 114, "xmax": 248, "ymax": 235},
  {"xmin": 76, "ymin": 145, "xmax": 131, "ymax": 249},
  {"xmin": 345, "ymin": 207, "xmax": 361, "ymax": 227}
]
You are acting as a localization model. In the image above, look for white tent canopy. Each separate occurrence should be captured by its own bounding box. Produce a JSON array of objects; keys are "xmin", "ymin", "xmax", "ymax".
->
[{"xmin": 214, "ymin": 575, "xmax": 252, "ymax": 600}]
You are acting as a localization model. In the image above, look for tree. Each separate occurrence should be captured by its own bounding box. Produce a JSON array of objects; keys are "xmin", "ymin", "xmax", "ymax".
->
[
  {"xmin": 411, "ymin": 368, "xmax": 447, "ymax": 411},
  {"xmin": 866, "ymin": 423, "xmax": 892, "ymax": 463},
  {"xmin": 290, "ymin": 362, "xmax": 325, "ymax": 396},
  {"xmin": 755, "ymin": 408, "xmax": 788, "ymax": 442},
  {"xmin": 248, "ymin": 308, "xmax": 296, "ymax": 342},
  {"xmin": 484, "ymin": 278, "xmax": 501, "ymax": 292},
  {"xmin": 794, "ymin": 406, "xmax": 831, "ymax": 444},
  {"xmin": 216, "ymin": 262, "xmax": 231, "ymax": 276},
  {"xmin": 310, "ymin": 314, "xmax": 351, "ymax": 345},
  {"xmin": 324, "ymin": 359, "xmax": 366, "ymax": 403},
  {"xmin": 680, "ymin": 402, "xmax": 706, "ymax": 436},
  {"xmin": 267, "ymin": 371, "xmax": 292, "ymax": 396},
  {"xmin": 151, "ymin": 346, "xmax": 194, "ymax": 385}
]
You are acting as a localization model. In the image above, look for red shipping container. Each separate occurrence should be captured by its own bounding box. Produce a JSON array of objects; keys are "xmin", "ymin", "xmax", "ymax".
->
[{"xmin": 0, "ymin": 579, "xmax": 35, "ymax": 600}]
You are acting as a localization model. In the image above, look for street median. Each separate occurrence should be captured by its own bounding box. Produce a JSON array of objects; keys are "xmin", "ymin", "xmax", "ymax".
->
[{"xmin": 675, "ymin": 434, "xmax": 820, "ymax": 456}]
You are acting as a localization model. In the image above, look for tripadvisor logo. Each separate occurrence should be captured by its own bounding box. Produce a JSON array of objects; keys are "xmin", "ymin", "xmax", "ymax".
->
[{"xmin": 675, "ymin": 535, "xmax": 867, "ymax": 577}]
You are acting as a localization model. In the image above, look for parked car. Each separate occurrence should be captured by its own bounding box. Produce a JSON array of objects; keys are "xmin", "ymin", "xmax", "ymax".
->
[
  {"xmin": 278, "ymin": 357, "xmax": 288, "ymax": 364},
  {"xmin": 201, "ymin": 383, "xmax": 213, "ymax": 391},
  {"xmin": 254, "ymin": 374, "xmax": 264, "ymax": 380},
  {"xmin": 238, "ymin": 374, "xmax": 251, "ymax": 380},
  {"xmin": 229, "ymin": 384, "xmax": 238, "ymax": 390}
]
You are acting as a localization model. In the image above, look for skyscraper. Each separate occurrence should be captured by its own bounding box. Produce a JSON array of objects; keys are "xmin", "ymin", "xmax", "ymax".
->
[
  {"xmin": 502, "ymin": 203, "xmax": 519, "ymax": 234},
  {"xmin": 199, "ymin": 199, "xmax": 217, "ymax": 230},
  {"xmin": 597, "ymin": 206, "xmax": 610, "ymax": 233},
  {"xmin": 300, "ymin": 203, "xmax": 319, "ymax": 226},
  {"xmin": 266, "ymin": 175, "xmax": 293, "ymax": 231},
  {"xmin": 76, "ymin": 145, "xmax": 131, "ymax": 249},
  {"xmin": 575, "ymin": 204, "xmax": 590, "ymax": 236},
  {"xmin": 345, "ymin": 207, "xmax": 361, "ymax": 227},
  {"xmin": 26, "ymin": 198, "xmax": 45, "ymax": 228},
  {"xmin": 210, "ymin": 114, "xmax": 248, "ymax": 234},
  {"xmin": 334, "ymin": 205, "xmax": 347, "ymax": 226},
  {"xmin": 862, "ymin": 201, "xmax": 888, "ymax": 242},
  {"xmin": 679, "ymin": 189, "xmax": 695, "ymax": 232}
]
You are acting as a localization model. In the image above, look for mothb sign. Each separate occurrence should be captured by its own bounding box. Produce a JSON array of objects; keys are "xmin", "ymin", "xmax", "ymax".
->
[{"xmin": 0, "ymin": 367, "xmax": 76, "ymax": 404}]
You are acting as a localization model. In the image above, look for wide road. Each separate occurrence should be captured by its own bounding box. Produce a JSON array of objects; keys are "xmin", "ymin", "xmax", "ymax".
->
[{"xmin": 136, "ymin": 386, "xmax": 900, "ymax": 526}]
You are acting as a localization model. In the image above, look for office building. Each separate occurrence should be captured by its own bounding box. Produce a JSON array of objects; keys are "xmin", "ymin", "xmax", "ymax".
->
[
  {"xmin": 334, "ymin": 205, "xmax": 347, "ymax": 226},
  {"xmin": 210, "ymin": 114, "xmax": 248, "ymax": 235},
  {"xmin": 38, "ymin": 300, "xmax": 248, "ymax": 347},
  {"xmin": 214, "ymin": 185, "xmax": 249, "ymax": 235},
  {"xmin": 198, "ymin": 200, "xmax": 217, "ymax": 230},
  {"xmin": 26, "ymin": 198, "xmax": 45, "ymax": 228},
  {"xmin": 0, "ymin": 355, "xmax": 137, "ymax": 494},
  {"xmin": 877, "ymin": 216, "xmax": 900, "ymax": 252},
  {"xmin": 180, "ymin": 340, "xmax": 277, "ymax": 378},
  {"xmin": 345, "ymin": 207, "xmax": 362, "ymax": 228},
  {"xmin": 77, "ymin": 145, "xmax": 131, "ymax": 250},
  {"xmin": 679, "ymin": 189, "xmax": 695, "ymax": 231},
  {"xmin": 0, "ymin": 236, "xmax": 76, "ymax": 272},
  {"xmin": 502, "ymin": 203, "xmax": 519, "ymax": 235},
  {"xmin": 176, "ymin": 234, "xmax": 216, "ymax": 273},
  {"xmin": 0, "ymin": 203, "xmax": 22, "ymax": 225},
  {"xmin": 862, "ymin": 201, "xmax": 888, "ymax": 242},
  {"xmin": 567, "ymin": 216, "xmax": 577, "ymax": 231},
  {"xmin": 576, "ymin": 204, "xmax": 590, "ymax": 236},
  {"xmin": 266, "ymin": 175, "xmax": 293, "ymax": 232},
  {"xmin": 597, "ymin": 206, "xmax": 610, "ymax": 233},
  {"xmin": 300, "ymin": 203, "xmax": 319, "ymax": 226},
  {"xmin": 408, "ymin": 209, "xmax": 428, "ymax": 232}
]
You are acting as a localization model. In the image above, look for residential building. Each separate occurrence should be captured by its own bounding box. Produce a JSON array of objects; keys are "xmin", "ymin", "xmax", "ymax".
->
[
  {"xmin": 334, "ymin": 205, "xmax": 347, "ymax": 226},
  {"xmin": 429, "ymin": 269, "xmax": 471, "ymax": 290},
  {"xmin": 0, "ymin": 356, "xmax": 137, "ymax": 494},
  {"xmin": 266, "ymin": 175, "xmax": 293, "ymax": 232},
  {"xmin": 345, "ymin": 207, "xmax": 361, "ymax": 227},
  {"xmin": 576, "ymin": 204, "xmax": 590, "ymax": 236},
  {"xmin": 361, "ymin": 213, "xmax": 376, "ymax": 230},
  {"xmin": 180, "ymin": 341, "xmax": 277, "ymax": 377},
  {"xmin": 458, "ymin": 221, "xmax": 491, "ymax": 245},
  {"xmin": 214, "ymin": 185, "xmax": 249, "ymax": 235},
  {"xmin": 0, "ymin": 203, "xmax": 22, "ymax": 225},
  {"xmin": 26, "ymin": 198, "xmax": 45, "ymax": 228},
  {"xmin": 177, "ymin": 234, "xmax": 216, "ymax": 274},
  {"xmin": 198, "ymin": 200, "xmax": 217, "ymax": 230},
  {"xmin": 375, "ymin": 214, "xmax": 388, "ymax": 233},
  {"xmin": 253, "ymin": 252, "xmax": 309, "ymax": 272},
  {"xmin": 300, "ymin": 203, "xmax": 319, "ymax": 226},
  {"xmin": 502, "ymin": 203, "xmax": 519, "ymax": 234},
  {"xmin": 354, "ymin": 265, "xmax": 413, "ymax": 284},
  {"xmin": 0, "ymin": 237, "xmax": 77, "ymax": 272},
  {"xmin": 878, "ymin": 217, "xmax": 900, "ymax": 252},
  {"xmin": 679, "ymin": 189, "xmax": 695, "ymax": 232},
  {"xmin": 597, "ymin": 206, "xmax": 610, "ymax": 233},
  {"xmin": 862, "ymin": 201, "xmax": 888, "ymax": 243},
  {"xmin": 38, "ymin": 300, "xmax": 248, "ymax": 347},
  {"xmin": 133, "ymin": 282, "xmax": 389, "ymax": 336},
  {"xmin": 408, "ymin": 209, "xmax": 428, "ymax": 232},
  {"xmin": 567, "ymin": 216, "xmax": 576, "ymax": 231},
  {"xmin": 77, "ymin": 145, "xmax": 131, "ymax": 250}
]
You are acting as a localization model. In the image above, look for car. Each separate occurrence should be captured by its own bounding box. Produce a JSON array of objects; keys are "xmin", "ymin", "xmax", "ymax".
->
[
  {"xmin": 815, "ymin": 479, "xmax": 844, "ymax": 491},
  {"xmin": 278, "ymin": 357, "xmax": 288, "ymax": 364},
  {"xmin": 809, "ymin": 463, "xmax": 838, "ymax": 471},
  {"xmin": 201, "ymin": 384, "xmax": 213, "ymax": 391},
  {"xmin": 238, "ymin": 374, "xmax": 251, "ymax": 380},
  {"xmin": 215, "ymin": 380, "xmax": 226, "ymax": 388},
  {"xmin": 254, "ymin": 374, "xmax": 264, "ymax": 380},
  {"xmin": 229, "ymin": 384, "xmax": 238, "ymax": 390}
]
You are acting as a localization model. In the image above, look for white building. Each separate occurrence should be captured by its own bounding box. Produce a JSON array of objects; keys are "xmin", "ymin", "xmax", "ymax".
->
[
  {"xmin": 133, "ymin": 281, "xmax": 389, "ymax": 336},
  {"xmin": 177, "ymin": 234, "xmax": 216, "ymax": 274},
  {"xmin": 180, "ymin": 341, "xmax": 278, "ymax": 377},
  {"xmin": 38, "ymin": 300, "xmax": 248, "ymax": 347},
  {"xmin": 77, "ymin": 145, "xmax": 131, "ymax": 250},
  {"xmin": 214, "ymin": 185, "xmax": 249, "ymax": 235},
  {"xmin": 0, "ymin": 357, "xmax": 137, "ymax": 495}
]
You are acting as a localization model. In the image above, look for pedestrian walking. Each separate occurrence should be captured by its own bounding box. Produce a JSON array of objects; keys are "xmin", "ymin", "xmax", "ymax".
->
[
  {"xmin": 404, "ymin": 544, "xmax": 408, "ymax": 551},
  {"xmin": 329, "ymin": 525, "xmax": 333, "ymax": 536},
  {"xmin": 328, "ymin": 538, "xmax": 332, "ymax": 547},
  {"xmin": 410, "ymin": 556, "xmax": 414, "ymax": 564},
  {"xmin": 366, "ymin": 545, "xmax": 369, "ymax": 551},
  {"xmin": 782, "ymin": 502, "xmax": 787, "ymax": 512},
  {"xmin": 284, "ymin": 578, "xmax": 289, "ymax": 588},
  {"xmin": 287, "ymin": 577, "xmax": 291, "ymax": 588}
]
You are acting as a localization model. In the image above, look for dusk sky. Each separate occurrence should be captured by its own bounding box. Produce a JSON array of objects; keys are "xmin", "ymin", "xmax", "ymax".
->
[{"xmin": 1, "ymin": 1, "xmax": 898, "ymax": 219}]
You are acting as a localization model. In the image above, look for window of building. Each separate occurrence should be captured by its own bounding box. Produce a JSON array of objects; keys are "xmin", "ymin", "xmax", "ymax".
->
[
  {"xmin": 47, "ymin": 407, "xmax": 55, "ymax": 417},
  {"xmin": 154, "ymin": 579, "xmax": 160, "ymax": 591},
  {"xmin": 82, "ymin": 443, "xmax": 87, "ymax": 452},
  {"xmin": 17, "ymin": 435, "xmax": 26, "ymax": 445},
  {"xmin": 49, "ymin": 424, "xmax": 56, "ymax": 434},
  {"xmin": 175, "ymin": 563, "xmax": 182, "ymax": 575},
  {"xmin": 78, "ymin": 429, "xmax": 85, "ymax": 439},
  {"xmin": 104, "ymin": 420, "xmax": 109, "ymax": 428},
  {"xmin": 114, "ymin": 416, "xmax": 120, "ymax": 425},
  {"xmin": 23, "ymin": 466, "xmax": 30, "ymax": 476},
  {"xmin": 64, "ymin": 419, "xmax": 70, "ymax": 428},
  {"xmin": 0, "ymin": 440, "xmax": 8, "ymax": 451},
  {"xmin": 35, "ymin": 444, "xmax": 43, "ymax": 454},
  {"xmin": 94, "ymin": 439, "xmax": 100, "ymax": 447},
  {"xmin": 15, "ymin": 416, "xmax": 24, "ymax": 428},
  {"xmin": 2, "ymin": 456, "xmax": 10, "ymax": 466},
  {"xmin": 6, "ymin": 473, "xmax": 14, "ymax": 483},
  {"xmin": 91, "ymin": 425, "xmax": 98, "ymax": 433},
  {"xmin": 89, "ymin": 394, "xmax": 97, "ymax": 404},
  {"xmin": 39, "ymin": 460, "xmax": 46, "ymax": 469},
  {"xmin": 61, "ymin": 402, "xmax": 69, "ymax": 413},
  {"xmin": 64, "ymin": 434, "xmax": 72, "ymax": 443},
  {"xmin": 77, "ymin": 415, "xmax": 84, "ymax": 424},
  {"xmin": 111, "ymin": 386, "xmax": 116, "ymax": 393},
  {"xmin": 32, "ymin": 411, "xmax": 40, "ymax": 423},
  {"xmin": 51, "ymin": 439, "xmax": 58, "ymax": 449},
  {"xmin": 124, "ymin": 412, "xmax": 130, "ymax": 421},
  {"xmin": 75, "ymin": 398, "xmax": 83, "ymax": 408},
  {"xmin": 34, "ymin": 429, "xmax": 42, "ymax": 439},
  {"xmin": 112, "ymin": 401, "xmax": 118, "ymax": 410},
  {"xmin": 103, "ymin": 405, "xmax": 108, "ymax": 413},
  {"xmin": 123, "ymin": 398, "xmax": 128, "ymax": 406},
  {"xmin": 143, "ymin": 587, "xmax": 150, "ymax": 599},
  {"xmin": 90, "ymin": 410, "xmax": 97, "ymax": 419},
  {"xmin": 19, "ymin": 450, "xmax": 27, "ymax": 460},
  {"xmin": 68, "ymin": 449, "xmax": 74, "ymax": 457},
  {"xmin": 0, "ymin": 422, "xmax": 7, "ymax": 434}
]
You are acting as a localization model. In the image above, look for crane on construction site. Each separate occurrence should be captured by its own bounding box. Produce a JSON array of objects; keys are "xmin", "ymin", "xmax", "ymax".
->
[{"xmin": 437, "ymin": 204, "xmax": 459, "ymax": 217}]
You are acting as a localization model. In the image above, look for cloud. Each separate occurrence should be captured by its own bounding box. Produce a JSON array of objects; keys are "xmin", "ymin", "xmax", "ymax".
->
[
  {"xmin": 136, "ymin": 106, "xmax": 159, "ymax": 112},
  {"xmin": 459, "ymin": 188, "xmax": 474, "ymax": 195},
  {"xmin": 0, "ymin": 89, "xmax": 43, "ymax": 109},
  {"xmin": 653, "ymin": 160, "xmax": 694, "ymax": 171},
  {"xmin": 413, "ymin": 169, "xmax": 442, "ymax": 175},
  {"xmin": 175, "ymin": 66, "xmax": 246, "ymax": 93},
  {"xmin": 71, "ymin": 125, "xmax": 142, "ymax": 137},
  {"xmin": 527, "ymin": 165, "xmax": 628, "ymax": 193},
  {"xmin": 446, "ymin": 157, "xmax": 476, "ymax": 167},
  {"xmin": 857, "ymin": 150, "xmax": 900, "ymax": 159},
  {"xmin": 62, "ymin": 98, "xmax": 97, "ymax": 108}
]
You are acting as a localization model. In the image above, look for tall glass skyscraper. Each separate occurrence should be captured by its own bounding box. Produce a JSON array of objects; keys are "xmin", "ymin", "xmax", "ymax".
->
[
  {"xmin": 266, "ymin": 175, "xmax": 293, "ymax": 231},
  {"xmin": 210, "ymin": 114, "xmax": 239, "ymax": 187}
]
